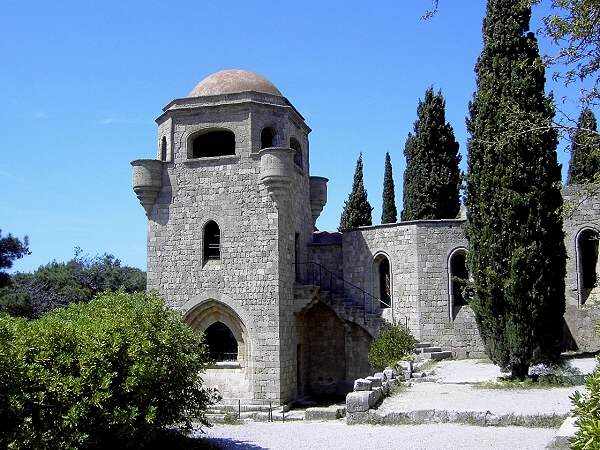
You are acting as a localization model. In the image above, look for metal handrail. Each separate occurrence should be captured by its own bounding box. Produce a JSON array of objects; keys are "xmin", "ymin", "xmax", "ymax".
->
[{"xmin": 294, "ymin": 261, "xmax": 392, "ymax": 311}]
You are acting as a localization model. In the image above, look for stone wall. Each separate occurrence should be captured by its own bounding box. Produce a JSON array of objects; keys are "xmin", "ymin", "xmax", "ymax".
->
[
  {"xmin": 415, "ymin": 221, "xmax": 485, "ymax": 357},
  {"xmin": 563, "ymin": 185, "xmax": 600, "ymax": 352},
  {"xmin": 342, "ymin": 224, "xmax": 420, "ymax": 337}
]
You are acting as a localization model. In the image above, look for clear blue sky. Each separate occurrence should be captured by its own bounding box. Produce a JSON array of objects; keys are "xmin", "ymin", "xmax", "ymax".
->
[{"xmin": 0, "ymin": 0, "xmax": 587, "ymax": 273}]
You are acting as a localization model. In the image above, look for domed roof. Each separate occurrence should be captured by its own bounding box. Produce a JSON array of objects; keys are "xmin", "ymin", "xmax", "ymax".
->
[{"xmin": 188, "ymin": 69, "xmax": 282, "ymax": 97}]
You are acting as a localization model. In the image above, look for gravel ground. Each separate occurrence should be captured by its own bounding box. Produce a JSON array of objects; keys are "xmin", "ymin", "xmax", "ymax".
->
[
  {"xmin": 432, "ymin": 357, "xmax": 596, "ymax": 384},
  {"xmin": 200, "ymin": 422, "xmax": 555, "ymax": 449},
  {"xmin": 378, "ymin": 382, "xmax": 580, "ymax": 416}
]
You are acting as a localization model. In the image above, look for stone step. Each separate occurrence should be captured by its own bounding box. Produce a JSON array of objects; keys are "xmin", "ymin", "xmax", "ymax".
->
[
  {"xmin": 419, "ymin": 346, "xmax": 442, "ymax": 354},
  {"xmin": 414, "ymin": 342, "xmax": 434, "ymax": 349},
  {"xmin": 424, "ymin": 350, "xmax": 453, "ymax": 361}
]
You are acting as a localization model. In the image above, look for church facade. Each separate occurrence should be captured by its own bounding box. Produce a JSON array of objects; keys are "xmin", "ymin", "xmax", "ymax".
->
[{"xmin": 132, "ymin": 69, "xmax": 600, "ymax": 405}]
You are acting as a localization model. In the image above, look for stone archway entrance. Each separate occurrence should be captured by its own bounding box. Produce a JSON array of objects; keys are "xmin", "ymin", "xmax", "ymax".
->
[
  {"xmin": 297, "ymin": 302, "xmax": 372, "ymax": 401},
  {"xmin": 184, "ymin": 300, "xmax": 251, "ymax": 400}
]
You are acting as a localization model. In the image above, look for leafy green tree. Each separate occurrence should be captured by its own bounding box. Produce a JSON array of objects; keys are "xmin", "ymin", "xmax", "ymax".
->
[
  {"xmin": 0, "ymin": 230, "xmax": 30, "ymax": 288},
  {"xmin": 568, "ymin": 108, "xmax": 600, "ymax": 184},
  {"xmin": 465, "ymin": 0, "xmax": 566, "ymax": 379},
  {"xmin": 381, "ymin": 152, "xmax": 398, "ymax": 224},
  {"xmin": 0, "ymin": 250, "xmax": 146, "ymax": 318},
  {"xmin": 402, "ymin": 88, "xmax": 461, "ymax": 221},
  {"xmin": 339, "ymin": 153, "xmax": 373, "ymax": 231}
]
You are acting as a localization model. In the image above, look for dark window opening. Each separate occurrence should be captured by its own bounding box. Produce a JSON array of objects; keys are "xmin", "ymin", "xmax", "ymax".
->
[
  {"xmin": 261, "ymin": 127, "xmax": 276, "ymax": 149},
  {"xmin": 203, "ymin": 221, "xmax": 221, "ymax": 261},
  {"xmin": 375, "ymin": 256, "xmax": 391, "ymax": 308},
  {"xmin": 204, "ymin": 322, "xmax": 238, "ymax": 362},
  {"xmin": 290, "ymin": 137, "xmax": 303, "ymax": 168},
  {"xmin": 579, "ymin": 229, "xmax": 599, "ymax": 305},
  {"xmin": 450, "ymin": 251, "xmax": 468, "ymax": 308},
  {"xmin": 160, "ymin": 136, "xmax": 167, "ymax": 161},
  {"xmin": 192, "ymin": 130, "xmax": 235, "ymax": 158}
]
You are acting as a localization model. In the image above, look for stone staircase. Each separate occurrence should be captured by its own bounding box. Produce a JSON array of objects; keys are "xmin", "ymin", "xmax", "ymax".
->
[
  {"xmin": 295, "ymin": 284, "xmax": 384, "ymax": 336},
  {"xmin": 414, "ymin": 341, "xmax": 452, "ymax": 361}
]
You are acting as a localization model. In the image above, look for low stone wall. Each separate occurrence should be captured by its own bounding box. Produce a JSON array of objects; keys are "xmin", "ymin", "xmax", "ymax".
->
[{"xmin": 346, "ymin": 367, "xmax": 401, "ymax": 425}]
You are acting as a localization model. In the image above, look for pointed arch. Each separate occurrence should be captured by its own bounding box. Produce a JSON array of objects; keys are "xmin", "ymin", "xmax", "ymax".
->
[
  {"xmin": 576, "ymin": 227, "xmax": 600, "ymax": 306},
  {"xmin": 203, "ymin": 220, "xmax": 221, "ymax": 262},
  {"xmin": 448, "ymin": 247, "xmax": 468, "ymax": 321}
]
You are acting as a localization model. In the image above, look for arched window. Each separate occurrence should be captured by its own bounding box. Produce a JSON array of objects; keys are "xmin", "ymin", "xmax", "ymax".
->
[
  {"xmin": 160, "ymin": 136, "xmax": 167, "ymax": 161},
  {"xmin": 191, "ymin": 130, "xmax": 235, "ymax": 158},
  {"xmin": 204, "ymin": 321, "xmax": 238, "ymax": 362},
  {"xmin": 373, "ymin": 254, "xmax": 391, "ymax": 308},
  {"xmin": 290, "ymin": 137, "xmax": 303, "ymax": 168},
  {"xmin": 261, "ymin": 127, "xmax": 276, "ymax": 149},
  {"xmin": 577, "ymin": 228, "xmax": 599, "ymax": 306},
  {"xmin": 448, "ymin": 248, "xmax": 468, "ymax": 320},
  {"xmin": 203, "ymin": 221, "xmax": 221, "ymax": 262}
]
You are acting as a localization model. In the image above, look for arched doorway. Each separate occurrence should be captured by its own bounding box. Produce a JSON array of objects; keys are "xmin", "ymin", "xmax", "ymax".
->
[
  {"xmin": 448, "ymin": 248, "xmax": 468, "ymax": 321},
  {"xmin": 183, "ymin": 300, "xmax": 251, "ymax": 399},
  {"xmin": 373, "ymin": 254, "xmax": 391, "ymax": 308}
]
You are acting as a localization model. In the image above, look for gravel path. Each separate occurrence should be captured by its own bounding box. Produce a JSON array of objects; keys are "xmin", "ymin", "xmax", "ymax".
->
[
  {"xmin": 200, "ymin": 422, "xmax": 555, "ymax": 449},
  {"xmin": 432, "ymin": 357, "xmax": 596, "ymax": 384},
  {"xmin": 378, "ymin": 382, "xmax": 580, "ymax": 416}
]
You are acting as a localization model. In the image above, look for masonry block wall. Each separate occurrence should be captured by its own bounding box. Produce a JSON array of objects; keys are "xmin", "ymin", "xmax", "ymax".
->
[{"xmin": 563, "ymin": 185, "xmax": 600, "ymax": 352}]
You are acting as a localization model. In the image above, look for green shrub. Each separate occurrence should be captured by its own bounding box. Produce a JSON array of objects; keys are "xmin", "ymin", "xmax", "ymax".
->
[
  {"xmin": 368, "ymin": 323, "xmax": 416, "ymax": 371},
  {"xmin": 571, "ymin": 354, "xmax": 600, "ymax": 450},
  {"xmin": 0, "ymin": 291, "xmax": 218, "ymax": 450}
]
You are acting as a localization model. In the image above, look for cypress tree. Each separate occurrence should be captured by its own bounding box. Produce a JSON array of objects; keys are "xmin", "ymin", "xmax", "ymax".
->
[
  {"xmin": 339, "ymin": 153, "xmax": 373, "ymax": 231},
  {"xmin": 401, "ymin": 88, "xmax": 461, "ymax": 221},
  {"xmin": 567, "ymin": 108, "xmax": 600, "ymax": 184},
  {"xmin": 381, "ymin": 152, "xmax": 398, "ymax": 224},
  {"xmin": 465, "ymin": 0, "xmax": 566, "ymax": 379}
]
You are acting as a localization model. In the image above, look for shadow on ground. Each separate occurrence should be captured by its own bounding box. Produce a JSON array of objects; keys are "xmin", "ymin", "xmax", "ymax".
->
[{"xmin": 203, "ymin": 437, "xmax": 268, "ymax": 450}]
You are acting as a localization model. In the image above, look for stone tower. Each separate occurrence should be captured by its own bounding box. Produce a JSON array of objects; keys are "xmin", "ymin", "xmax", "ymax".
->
[{"xmin": 131, "ymin": 70, "xmax": 328, "ymax": 404}]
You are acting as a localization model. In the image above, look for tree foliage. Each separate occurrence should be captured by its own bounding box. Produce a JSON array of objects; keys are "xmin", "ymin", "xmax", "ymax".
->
[
  {"xmin": 368, "ymin": 323, "xmax": 416, "ymax": 371},
  {"xmin": 465, "ymin": 0, "xmax": 566, "ymax": 379},
  {"xmin": 402, "ymin": 87, "xmax": 461, "ymax": 221},
  {"xmin": 339, "ymin": 153, "xmax": 373, "ymax": 231},
  {"xmin": 568, "ymin": 108, "xmax": 600, "ymax": 183},
  {"xmin": 0, "ymin": 291, "xmax": 218, "ymax": 450},
  {"xmin": 381, "ymin": 152, "xmax": 398, "ymax": 224},
  {"xmin": 0, "ymin": 230, "xmax": 30, "ymax": 288},
  {"xmin": 0, "ymin": 250, "xmax": 146, "ymax": 318},
  {"xmin": 541, "ymin": 0, "xmax": 600, "ymax": 107},
  {"xmin": 571, "ymin": 340, "xmax": 600, "ymax": 449}
]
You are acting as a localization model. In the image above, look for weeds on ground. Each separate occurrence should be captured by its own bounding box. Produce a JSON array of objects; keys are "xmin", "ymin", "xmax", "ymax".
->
[{"xmin": 210, "ymin": 413, "xmax": 243, "ymax": 425}]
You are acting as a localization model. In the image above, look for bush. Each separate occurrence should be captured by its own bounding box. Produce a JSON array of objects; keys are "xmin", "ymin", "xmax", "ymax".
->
[
  {"xmin": 368, "ymin": 323, "xmax": 416, "ymax": 371},
  {"xmin": 0, "ymin": 291, "xmax": 218, "ymax": 450},
  {"xmin": 571, "ymin": 353, "xmax": 600, "ymax": 450}
]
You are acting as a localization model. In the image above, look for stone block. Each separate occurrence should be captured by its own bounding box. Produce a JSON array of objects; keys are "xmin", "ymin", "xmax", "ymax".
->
[
  {"xmin": 384, "ymin": 367, "xmax": 398, "ymax": 380},
  {"xmin": 353, "ymin": 378, "xmax": 372, "ymax": 391},
  {"xmin": 366, "ymin": 376, "xmax": 382, "ymax": 388},
  {"xmin": 368, "ymin": 387, "xmax": 383, "ymax": 408},
  {"xmin": 346, "ymin": 391, "xmax": 371, "ymax": 413},
  {"xmin": 374, "ymin": 372, "xmax": 386, "ymax": 382},
  {"xmin": 399, "ymin": 360, "xmax": 413, "ymax": 373}
]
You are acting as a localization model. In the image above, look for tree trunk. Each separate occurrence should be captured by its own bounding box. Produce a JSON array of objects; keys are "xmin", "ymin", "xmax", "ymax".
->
[{"xmin": 510, "ymin": 363, "xmax": 529, "ymax": 380}]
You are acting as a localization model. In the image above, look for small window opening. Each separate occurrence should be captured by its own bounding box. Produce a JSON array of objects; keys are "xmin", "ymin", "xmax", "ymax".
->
[
  {"xmin": 160, "ymin": 136, "xmax": 167, "ymax": 161},
  {"xmin": 192, "ymin": 130, "xmax": 235, "ymax": 158},
  {"xmin": 261, "ymin": 127, "xmax": 276, "ymax": 149},
  {"xmin": 290, "ymin": 137, "xmax": 303, "ymax": 168},
  {"xmin": 578, "ymin": 228, "xmax": 599, "ymax": 305},
  {"xmin": 204, "ymin": 322, "xmax": 238, "ymax": 362},
  {"xmin": 204, "ymin": 221, "xmax": 221, "ymax": 261}
]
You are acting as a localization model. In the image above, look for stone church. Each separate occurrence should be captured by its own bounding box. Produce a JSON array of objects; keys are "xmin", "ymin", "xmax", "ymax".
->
[{"xmin": 132, "ymin": 69, "xmax": 600, "ymax": 405}]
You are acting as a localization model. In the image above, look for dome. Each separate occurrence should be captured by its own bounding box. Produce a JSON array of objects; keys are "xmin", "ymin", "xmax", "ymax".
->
[{"xmin": 188, "ymin": 69, "xmax": 283, "ymax": 97}]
